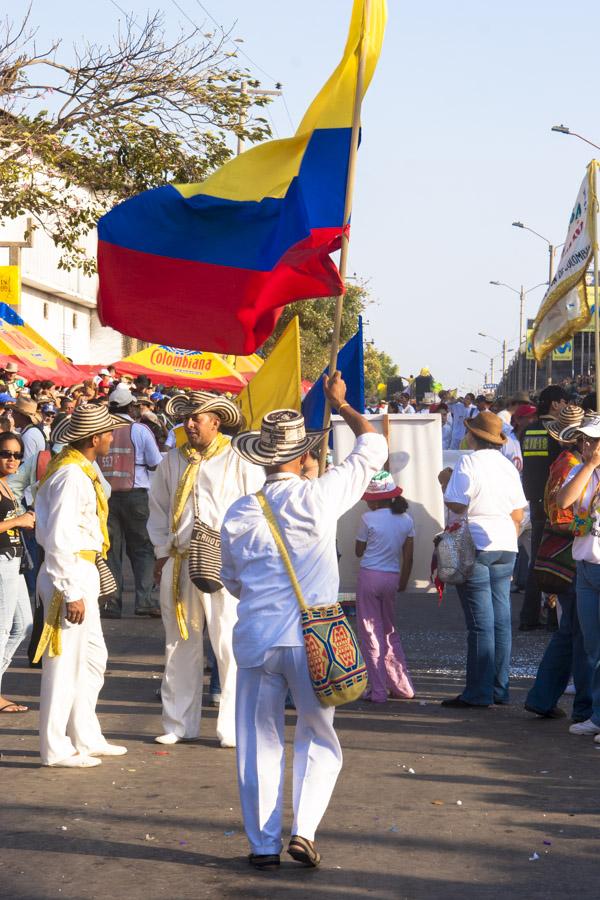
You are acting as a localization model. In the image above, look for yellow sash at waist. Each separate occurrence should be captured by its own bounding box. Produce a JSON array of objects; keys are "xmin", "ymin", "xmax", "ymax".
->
[{"xmin": 32, "ymin": 550, "xmax": 99, "ymax": 663}]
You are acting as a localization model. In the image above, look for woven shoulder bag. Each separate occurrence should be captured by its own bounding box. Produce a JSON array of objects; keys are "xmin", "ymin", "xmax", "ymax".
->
[{"xmin": 256, "ymin": 490, "xmax": 368, "ymax": 707}]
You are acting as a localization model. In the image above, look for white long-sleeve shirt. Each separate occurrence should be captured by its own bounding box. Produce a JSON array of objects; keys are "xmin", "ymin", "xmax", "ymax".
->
[
  {"xmin": 147, "ymin": 442, "xmax": 265, "ymax": 559},
  {"xmin": 35, "ymin": 464, "xmax": 104, "ymax": 602},
  {"xmin": 221, "ymin": 432, "xmax": 388, "ymax": 668}
]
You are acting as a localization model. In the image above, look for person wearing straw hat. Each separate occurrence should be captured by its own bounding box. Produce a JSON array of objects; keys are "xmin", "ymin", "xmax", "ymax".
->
[
  {"xmin": 220, "ymin": 372, "xmax": 388, "ymax": 870},
  {"xmin": 34, "ymin": 403, "xmax": 130, "ymax": 767},
  {"xmin": 441, "ymin": 411, "xmax": 527, "ymax": 709},
  {"xmin": 524, "ymin": 405, "xmax": 593, "ymax": 722},
  {"xmin": 556, "ymin": 414, "xmax": 600, "ymax": 740},
  {"xmin": 147, "ymin": 391, "xmax": 264, "ymax": 749}
]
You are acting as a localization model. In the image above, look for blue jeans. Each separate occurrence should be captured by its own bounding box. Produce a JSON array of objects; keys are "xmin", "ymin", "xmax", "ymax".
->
[
  {"xmin": 575, "ymin": 561, "xmax": 600, "ymax": 726},
  {"xmin": 526, "ymin": 583, "xmax": 592, "ymax": 720},
  {"xmin": 0, "ymin": 555, "xmax": 33, "ymax": 694},
  {"xmin": 456, "ymin": 550, "xmax": 516, "ymax": 705}
]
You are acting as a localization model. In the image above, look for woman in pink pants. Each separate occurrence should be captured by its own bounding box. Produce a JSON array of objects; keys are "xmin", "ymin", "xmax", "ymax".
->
[{"xmin": 355, "ymin": 471, "xmax": 415, "ymax": 702}]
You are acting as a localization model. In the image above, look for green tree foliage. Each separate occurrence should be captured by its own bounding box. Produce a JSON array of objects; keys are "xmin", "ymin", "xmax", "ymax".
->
[
  {"xmin": 0, "ymin": 9, "xmax": 271, "ymax": 272},
  {"xmin": 260, "ymin": 283, "xmax": 369, "ymax": 382}
]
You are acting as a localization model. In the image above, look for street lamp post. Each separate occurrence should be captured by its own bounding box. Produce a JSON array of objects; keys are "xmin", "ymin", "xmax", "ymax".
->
[
  {"xmin": 512, "ymin": 221, "xmax": 564, "ymax": 386},
  {"xmin": 467, "ymin": 366, "xmax": 487, "ymax": 391},
  {"xmin": 489, "ymin": 281, "xmax": 547, "ymax": 391},
  {"xmin": 470, "ymin": 349, "xmax": 493, "ymax": 385},
  {"xmin": 478, "ymin": 332, "xmax": 515, "ymax": 393}
]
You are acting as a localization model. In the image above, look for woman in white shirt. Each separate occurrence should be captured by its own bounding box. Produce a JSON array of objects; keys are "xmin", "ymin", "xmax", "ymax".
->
[
  {"xmin": 441, "ymin": 412, "xmax": 527, "ymax": 708},
  {"xmin": 355, "ymin": 471, "xmax": 415, "ymax": 703},
  {"xmin": 556, "ymin": 416, "xmax": 600, "ymax": 739}
]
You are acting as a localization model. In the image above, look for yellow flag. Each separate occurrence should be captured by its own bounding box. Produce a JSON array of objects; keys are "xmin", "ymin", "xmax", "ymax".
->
[{"xmin": 237, "ymin": 318, "xmax": 301, "ymax": 429}]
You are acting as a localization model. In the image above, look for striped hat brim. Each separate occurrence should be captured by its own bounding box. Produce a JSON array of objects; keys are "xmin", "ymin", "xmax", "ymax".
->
[
  {"xmin": 165, "ymin": 391, "xmax": 241, "ymax": 428},
  {"xmin": 50, "ymin": 405, "xmax": 129, "ymax": 445},
  {"xmin": 230, "ymin": 428, "xmax": 327, "ymax": 465}
]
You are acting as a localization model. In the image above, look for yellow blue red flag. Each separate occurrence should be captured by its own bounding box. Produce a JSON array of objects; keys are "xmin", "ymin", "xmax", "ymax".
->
[{"xmin": 98, "ymin": 1, "xmax": 387, "ymax": 355}]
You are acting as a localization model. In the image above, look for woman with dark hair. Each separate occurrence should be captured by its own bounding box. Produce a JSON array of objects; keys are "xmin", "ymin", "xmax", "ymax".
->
[
  {"xmin": 440, "ymin": 412, "xmax": 527, "ymax": 708},
  {"xmin": 0, "ymin": 431, "xmax": 35, "ymax": 714},
  {"xmin": 355, "ymin": 471, "xmax": 415, "ymax": 702}
]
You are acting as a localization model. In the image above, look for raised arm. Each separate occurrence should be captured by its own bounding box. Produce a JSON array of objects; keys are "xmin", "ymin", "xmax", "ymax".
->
[{"xmin": 323, "ymin": 371, "xmax": 376, "ymax": 436}]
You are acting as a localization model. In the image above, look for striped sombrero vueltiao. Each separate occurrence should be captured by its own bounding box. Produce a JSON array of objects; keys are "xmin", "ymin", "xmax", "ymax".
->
[
  {"xmin": 231, "ymin": 409, "xmax": 328, "ymax": 466},
  {"xmin": 164, "ymin": 391, "xmax": 241, "ymax": 429},
  {"xmin": 50, "ymin": 403, "xmax": 129, "ymax": 445},
  {"xmin": 544, "ymin": 405, "xmax": 585, "ymax": 444}
]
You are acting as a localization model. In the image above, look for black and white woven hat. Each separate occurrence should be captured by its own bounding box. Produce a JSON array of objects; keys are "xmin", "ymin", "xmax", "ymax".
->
[
  {"xmin": 165, "ymin": 391, "xmax": 241, "ymax": 428},
  {"xmin": 51, "ymin": 403, "xmax": 129, "ymax": 445},
  {"xmin": 231, "ymin": 409, "xmax": 328, "ymax": 465}
]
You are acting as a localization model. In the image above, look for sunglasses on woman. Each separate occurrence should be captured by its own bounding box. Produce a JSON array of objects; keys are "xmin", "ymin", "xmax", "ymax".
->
[{"xmin": 0, "ymin": 450, "xmax": 24, "ymax": 460}]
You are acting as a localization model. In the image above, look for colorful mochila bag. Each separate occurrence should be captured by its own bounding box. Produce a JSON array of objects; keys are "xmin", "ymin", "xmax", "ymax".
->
[{"xmin": 256, "ymin": 490, "xmax": 368, "ymax": 707}]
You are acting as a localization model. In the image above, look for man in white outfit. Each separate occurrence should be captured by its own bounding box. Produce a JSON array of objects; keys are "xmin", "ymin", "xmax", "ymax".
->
[
  {"xmin": 34, "ymin": 404, "xmax": 130, "ymax": 767},
  {"xmin": 221, "ymin": 372, "xmax": 387, "ymax": 869},
  {"xmin": 148, "ymin": 391, "xmax": 263, "ymax": 748}
]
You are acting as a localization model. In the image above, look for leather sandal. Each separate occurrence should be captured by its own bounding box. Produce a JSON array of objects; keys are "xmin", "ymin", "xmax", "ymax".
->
[
  {"xmin": 248, "ymin": 853, "xmax": 280, "ymax": 870},
  {"xmin": 287, "ymin": 836, "xmax": 321, "ymax": 867}
]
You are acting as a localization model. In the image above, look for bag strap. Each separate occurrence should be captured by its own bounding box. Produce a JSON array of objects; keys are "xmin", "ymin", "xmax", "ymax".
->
[{"xmin": 256, "ymin": 490, "xmax": 307, "ymax": 612}]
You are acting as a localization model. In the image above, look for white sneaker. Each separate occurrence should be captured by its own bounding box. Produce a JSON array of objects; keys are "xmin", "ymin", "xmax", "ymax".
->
[
  {"xmin": 568, "ymin": 718, "xmax": 600, "ymax": 735},
  {"xmin": 47, "ymin": 754, "xmax": 102, "ymax": 768},
  {"xmin": 219, "ymin": 739, "xmax": 235, "ymax": 749},
  {"xmin": 155, "ymin": 733, "xmax": 181, "ymax": 745},
  {"xmin": 154, "ymin": 733, "xmax": 201, "ymax": 745},
  {"xmin": 89, "ymin": 743, "xmax": 128, "ymax": 757}
]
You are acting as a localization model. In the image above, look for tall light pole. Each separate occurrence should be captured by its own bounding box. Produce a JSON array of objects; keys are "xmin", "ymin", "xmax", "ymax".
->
[
  {"xmin": 478, "ymin": 332, "xmax": 514, "ymax": 391},
  {"xmin": 470, "ymin": 349, "xmax": 493, "ymax": 384},
  {"xmin": 512, "ymin": 221, "xmax": 564, "ymax": 386},
  {"xmin": 467, "ymin": 366, "xmax": 487, "ymax": 391},
  {"xmin": 489, "ymin": 281, "xmax": 547, "ymax": 390}
]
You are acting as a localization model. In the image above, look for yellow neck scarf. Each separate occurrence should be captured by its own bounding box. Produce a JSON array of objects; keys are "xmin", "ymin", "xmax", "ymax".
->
[
  {"xmin": 38, "ymin": 446, "xmax": 110, "ymax": 557},
  {"xmin": 170, "ymin": 434, "xmax": 230, "ymax": 640}
]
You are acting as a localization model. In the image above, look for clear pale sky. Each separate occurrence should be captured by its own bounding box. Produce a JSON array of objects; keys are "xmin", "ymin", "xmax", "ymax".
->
[{"xmin": 28, "ymin": 0, "xmax": 600, "ymax": 390}]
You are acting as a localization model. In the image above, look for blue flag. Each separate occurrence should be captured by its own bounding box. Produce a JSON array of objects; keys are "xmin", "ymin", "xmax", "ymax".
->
[{"xmin": 302, "ymin": 317, "xmax": 365, "ymax": 431}]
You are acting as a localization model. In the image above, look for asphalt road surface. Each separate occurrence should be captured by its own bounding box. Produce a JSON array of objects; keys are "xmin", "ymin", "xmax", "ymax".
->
[{"xmin": 0, "ymin": 589, "xmax": 597, "ymax": 900}]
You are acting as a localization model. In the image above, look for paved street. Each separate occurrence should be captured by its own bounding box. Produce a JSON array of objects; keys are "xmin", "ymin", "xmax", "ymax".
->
[{"xmin": 0, "ymin": 590, "xmax": 597, "ymax": 900}]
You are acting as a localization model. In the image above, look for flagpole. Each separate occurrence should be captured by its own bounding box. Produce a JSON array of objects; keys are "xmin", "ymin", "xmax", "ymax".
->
[
  {"xmin": 593, "ymin": 160, "xmax": 600, "ymax": 395},
  {"xmin": 319, "ymin": 0, "xmax": 371, "ymax": 475}
]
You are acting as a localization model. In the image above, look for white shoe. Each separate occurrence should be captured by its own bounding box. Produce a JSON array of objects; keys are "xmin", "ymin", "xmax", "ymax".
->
[
  {"xmin": 219, "ymin": 739, "xmax": 235, "ymax": 749},
  {"xmin": 568, "ymin": 718, "xmax": 600, "ymax": 735},
  {"xmin": 154, "ymin": 733, "xmax": 201, "ymax": 745},
  {"xmin": 47, "ymin": 754, "xmax": 102, "ymax": 768},
  {"xmin": 89, "ymin": 743, "xmax": 128, "ymax": 757},
  {"xmin": 155, "ymin": 733, "xmax": 181, "ymax": 745}
]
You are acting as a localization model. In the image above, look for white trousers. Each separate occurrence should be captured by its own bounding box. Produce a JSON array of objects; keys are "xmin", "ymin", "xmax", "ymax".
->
[
  {"xmin": 236, "ymin": 646, "xmax": 343, "ymax": 855},
  {"xmin": 160, "ymin": 557, "xmax": 237, "ymax": 745},
  {"xmin": 38, "ymin": 560, "xmax": 108, "ymax": 765}
]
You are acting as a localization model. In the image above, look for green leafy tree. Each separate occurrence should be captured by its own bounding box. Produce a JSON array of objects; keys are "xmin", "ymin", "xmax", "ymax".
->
[
  {"xmin": 260, "ymin": 283, "xmax": 368, "ymax": 382},
  {"xmin": 0, "ymin": 9, "xmax": 271, "ymax": 272}
]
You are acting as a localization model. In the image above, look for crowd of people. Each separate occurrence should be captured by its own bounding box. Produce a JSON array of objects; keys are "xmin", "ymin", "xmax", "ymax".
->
[
  {"xmin": 1, "ymin": 357, "xmax": 600, "ymax": 869},
  {"xmin": 437, "ymin": 383, "xmax": 600, "ymax": 748}
]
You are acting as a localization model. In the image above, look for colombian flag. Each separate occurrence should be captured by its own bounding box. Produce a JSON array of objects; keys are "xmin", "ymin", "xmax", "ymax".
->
[{"xmin": 97, "ymin": 0, "xmax": 386, "ymax": 355}]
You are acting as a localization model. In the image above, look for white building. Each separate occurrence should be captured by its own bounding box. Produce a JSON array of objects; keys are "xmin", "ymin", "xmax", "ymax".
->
[{"xmin": 0, "ymin": 215, "xmax": 145, "ymax": 365}]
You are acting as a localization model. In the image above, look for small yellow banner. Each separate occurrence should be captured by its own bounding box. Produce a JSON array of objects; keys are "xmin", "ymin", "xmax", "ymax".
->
[
  {"xmin": 526, "ymin": 329, "xmax": 534, "ymax": 360},
  {"xmin": 552, "ymin": 341, "xmax": 573, "ymax": 361},
  {"xmin": 0, "ymin": 266, "xmax": 20, "ymax": 306}
]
